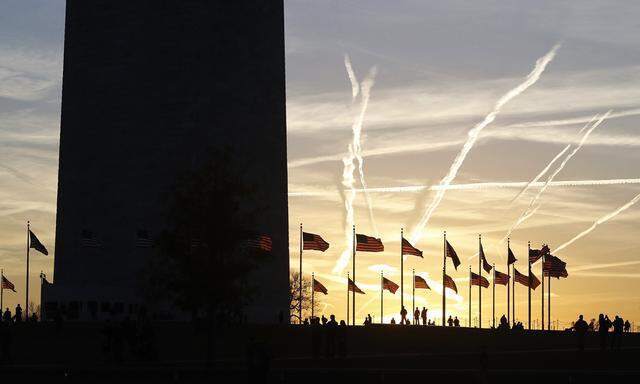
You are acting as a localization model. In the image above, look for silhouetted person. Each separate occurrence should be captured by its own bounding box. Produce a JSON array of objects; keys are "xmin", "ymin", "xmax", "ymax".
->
[
  {"xmin": 321, "ymin": 315, "xmax": 327, "ymax": 325},
  {"xmin": 414, "ymin": 307, "xmax": 420, "ymax": 325},
  {"xmin": 624, "ymin": 319, "xmax": 631, "ymax": 333},
  {"xmin": 454, "ymin": 316, "xmax": 460, "ymax": 327},
  {"xmin": 303, "ymin": 318, "xmax": 309, "ymax": 325},
  {"xmin": 13, "ymin": 305, "xmax": 22, "ymax": 323},
  {"xmin": 611, "ymin": 315, "xmax": 624, "ymax": 350},
  {"xmin": 588, "ymin": 318, "xmax": 595, "ymax": 332},
  {"xmin": 573, "ymin": 315, "xmax": 588, "ymax": 351},
  {"xmin": 447, "ymin": 315, "xmax": 454, "ymax": 327},
  {"xmin": 421, "ymin": 307, "xmax": 427, "ymax": 325},
  {"xmin": 337, "ymin": 320, "xmax": 348, "ymax": 359},
  {"xmin": 400, "ymin": 306, "xmax": 408, "ymax": 324},
  {"xmin": 325, "ymin": 315, "xmax": 338, "ymax": 358},
  {"xmin": 598, "ymin": 314, "xmax": 610, "ymax": 350},
  {"xmin": 390, "ymin": 318, "xmax": 396, "ymax": 324},
  {"xmin": 311, "ymin": 317, "xmax": 322, "ymax": 359},
  {"xmin": 2, "ymin": 308, "xmax": 10, "ymax": 323}
]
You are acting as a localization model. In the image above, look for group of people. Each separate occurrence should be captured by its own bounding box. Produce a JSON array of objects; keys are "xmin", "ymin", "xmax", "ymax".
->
[
  {"xmin": 1, "ymin": 305, "xmax": 38, "ymax": 324},
  {"xmin": 572, "ymin": 313, "xmax": 630, "ymax": 351},
  {"xmin": 496, "ymin": 315, "xmax": 525, "ymax": 331},
  {"xmin": 308, "ymin": 315, "xmax": 348, "ymax": 359}
]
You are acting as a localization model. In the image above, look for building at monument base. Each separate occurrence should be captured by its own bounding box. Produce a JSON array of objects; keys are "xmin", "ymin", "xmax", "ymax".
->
[{"xmin": 45, "ymin": 0, "xmax": 289, "ymax": 322}]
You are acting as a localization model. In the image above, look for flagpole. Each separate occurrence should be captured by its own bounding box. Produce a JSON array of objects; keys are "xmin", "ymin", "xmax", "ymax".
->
[
  {"xmin": 527, "ymin": 241, "xmax": 531, "ymax": 330},
  {"xmin": 346, "ymin": 272, "xmax": 350, "ymax": 326},
  {"xmin": 548, "ymin": 273, "xmax": 551, "ymax": 330},
  {"xmin": 1, "ymin": 268, "xmax": 3, "ymax": 313},
  {"xmin": 412, "ymin": 269, "xmax": 416, "ymax": 324},
  {"xmin": 25, "ymin": 221, "xmax": 30, "ymax": 321},
  {"xmin": 380, "ymin": 271, "xmax": 383, "ymax": 324},
  {"xmin": 311, "ymin": 272, "xmax": 315, "ymax": 321},
  {"xmin": 442, "ymin": 231, "xmax": 446, "ymax": 327},
  {"xmin": 299, "ymin": 223, "xmax": 303, "ymax": 324},
  {"xmin": 493, "ymin": 263, "xmax": 496, "ymax": 328},
  {"xmin": 512, "ymin": 263, "xmax": 516, "ymax": 327},
  {"xmin": 468, "ymin": 266, "xmax": 471, "ymax": 327},
  {"xmin": 352, "ymin": 225, "xmax": 356, "ymax": 326},
  {"xmin": 478, "ymin": 234, "xmax": 482, "ymax": 329},
  {"xmin": 400, "ymin": 228, "xmax": 404, "ymax": 319},
  {"xmin": 541, "ymin": 252, "xmax": 545, "ymax": 330},
  {"xmin": 507, "ymin": 238, "xmax": 510, "ymax": 325}
]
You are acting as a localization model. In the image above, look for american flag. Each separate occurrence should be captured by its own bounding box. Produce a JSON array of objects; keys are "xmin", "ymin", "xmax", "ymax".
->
[
  {"xmin": 479, "ymin": 243, "xmax": 492, "ymax": 273},
  {"xmin": 348, "ymin": 278, "xmax": 365, "ymax": 294},
  {"xmin": 135, "ymin": 230, "xmax": 154, "ymax": 248},
  {"xmin": 382, "ymin": 277, "xmax": 399, "ymax": 294},
  {"xmin": 414, "ymin": 275, "xmax": 430, "ymax": 290},
  {"xmin": 529, "ymin": 244, "xmax": 550, "ymax": 264},
  {"xmin": 313, "ymin": 278, "xmax": 328, "ymax": 295},
  {"xmin": 1, "ymin": 275, "xmax": 16, "ymax": 292},
  {"xmin": 356, "ymin": 234, "xmax": 384, "ymax": 252},
  {"xmin": 401, "ymin": 237, "xmax": 422, "ymax": 257},
  {"xmin": 446, "ymin": 240, "xmax": 461, "ymax": 270},
  {"xmin": 470, "ymin": 272, "xmax": 490, "ymax": 288},
  {"xmin": 493, "ymin": 270, "xmax": 510, "ymax": 285},
  {"xmin": 244, "ymin": 234, "xmax": 272, "ymax": 252},
  {"xmin": 508, "ymin": 246, "xmax": 517, "ymax": 265},
  {"xmin": 80, "ymin": 230, "xmax": 102, "ymax": 248},
  {"xmin": 543, "ymin": 255, "xmax": 568, "ymax": 278},
  {"xmin": 29, "ymin": 230, "xmax": 49, "ymax": 255},
  {"xmin": 514, "ymin": 268, "xmax": 540, "ymax": 289},
  {"xmin": 443, "ymin": 274, "xmax": 458, "ymax": 293},
  {"xmin": 303, "ymin": 232, "xmax": 329, "ymax": 252}
]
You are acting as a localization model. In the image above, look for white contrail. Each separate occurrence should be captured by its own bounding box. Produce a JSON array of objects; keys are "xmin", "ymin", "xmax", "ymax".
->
[
  {"xmin": 510, "ymin": 145, "xmax": 572, "ymax": 204},
  {"xmin": 344, "ymin": 54, "xmax": 360, "ymax": 100},
  {"xmin": 554, "ymin": 191, "xmax": 640, "ymax": 254},
  {"xmin": 353, "ymin": 67, "xmax": 379, "ymax": 236},
  {"xmin": 501, "ymin": 112, "xmax": 610, "ymax": 242},
  {"xmin": 336, "ymin": 56, "xmax": 378, "ymax": 275},
  {"xmin": 289, "ymin": 178, "xmax": 640, "ymax": 197},
  {"xmin": 510, "ymin": 114, "xmax": 597, "ymax": 204},
  {"xmin": 334, "ymin": 144, "xmax": 356, "ymax": 274},
  {"xmin": 410, "ymin": 44, "xmax": 561, "ymax": 244},
  {"xmin": 571, "ymin": 260, "xmax": 640, "ymax": 272}
]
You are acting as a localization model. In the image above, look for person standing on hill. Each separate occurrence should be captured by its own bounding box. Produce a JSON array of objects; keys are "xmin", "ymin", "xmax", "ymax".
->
[
  {"xmin": 13, "ymin": 305, "xmax": 22, "ymax": 323},
  {"xmin": 447, "ymin": 315, "xmax": 454, "ymax": 327},
  {"xmin": 598, "ymin": 314, "xmax": 610, "ymax": 350},
  {"xmin": 611, "ymin": 316, "xmax": 624, "ymax": 350},
  {"xmin": 400, "ymin": 306, "xmax": 408, "ymax": 324},
  {"xmin": 573, "ymin": 315, "xmax": 588, "ymax": 351},
  {"xmin": 414, "ymin": 307, "xmax": 420, "ymax": 325},
  {"xmin": 421, "ymin": 307, "xmax": 428, "ymax": 325}
]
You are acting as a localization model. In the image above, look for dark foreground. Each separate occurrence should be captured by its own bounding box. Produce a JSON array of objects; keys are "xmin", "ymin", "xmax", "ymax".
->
[{"xmin": 1, "ymin": 322, "xmax": 639, "ymax": 383}]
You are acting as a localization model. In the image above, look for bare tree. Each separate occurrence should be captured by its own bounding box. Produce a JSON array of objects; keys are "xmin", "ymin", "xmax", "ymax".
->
[{"xmin": 289, "ymin": 271, "xmax": 321, "ymax": 323}]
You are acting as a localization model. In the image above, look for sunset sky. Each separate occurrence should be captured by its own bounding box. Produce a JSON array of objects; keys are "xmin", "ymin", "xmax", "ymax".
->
[{"xmin": 2, "ymin": 1, "xmax": 640, "ymax": 327}]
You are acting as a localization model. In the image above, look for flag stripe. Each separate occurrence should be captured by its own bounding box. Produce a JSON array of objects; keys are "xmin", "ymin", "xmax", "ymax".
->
[
  {"xmin": 443, "ymin": 274, "xmax": 458, "ymax": 293},
  {"xmin": 414, "ymin": 275, "xmax": 430, "ymax": 290},
  {"xmin": 356, "ymin": 234, "xmax": 384, "ymax": 252},
  {"xmin": 402, "ymin": 238, "xmax": 422, "ymax": 257},
  {"xmin": 303, "ymin": 232, "xmax": 330, "ymax": 252}
]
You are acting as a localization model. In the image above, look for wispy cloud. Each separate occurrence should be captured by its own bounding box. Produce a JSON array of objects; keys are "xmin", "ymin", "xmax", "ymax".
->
[
  {"xmin": 554, "ymin": 191, "xmax": 640, "ymax": 254},
  {"xmin": 409, "ymin": 44, "xmax": 561, "ymax": 244}
]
